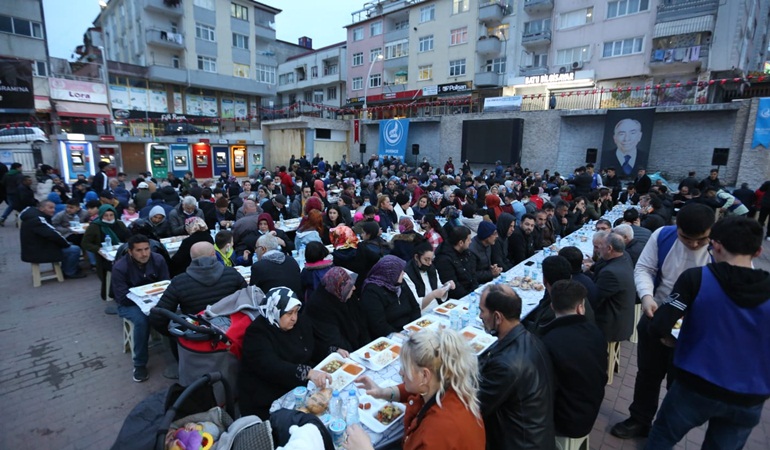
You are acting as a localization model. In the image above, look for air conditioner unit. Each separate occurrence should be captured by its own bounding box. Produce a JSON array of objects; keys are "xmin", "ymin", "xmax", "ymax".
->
[
  {"xmin": 557, "ymin": 65, "xmax": 570, "ymax": 74},
  {"xmin": 572, "ymin": 61, "xmax": 584, "ymax": 70}
]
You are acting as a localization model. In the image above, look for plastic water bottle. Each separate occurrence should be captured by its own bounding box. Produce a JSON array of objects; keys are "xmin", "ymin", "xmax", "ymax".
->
[
  {"xmin": 555, "ymin": 235, "xmax": 561, "ymax": 248},
  {"xmin": 346, "ymin": 388, "xmax": 360, "ymax": 426},
  {"xmin": 279, "ymin": 212, "xmax": 284, "ymax": 227},
  {"xmin": 215, "ymin": 222, "xmax": 220, "ymax": 233},
  {"xmin": 329, "ymin": 390, "xmax": 343, "ymax": 420},
  {"xmin": 104, "ymin": 235, "xmax": 112, "ymax": 248},
  {"xmin": 449, "ymin": 309, "xmax": 461, "ymax": 331}
]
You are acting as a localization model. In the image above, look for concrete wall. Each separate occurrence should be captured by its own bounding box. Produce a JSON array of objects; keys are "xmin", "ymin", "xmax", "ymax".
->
[{"xmin": 736, "ymin": 97, "xmax": 770, "ymax": 189}]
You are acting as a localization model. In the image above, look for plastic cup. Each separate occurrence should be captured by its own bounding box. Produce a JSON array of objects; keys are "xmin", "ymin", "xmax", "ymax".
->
[
  {"xmin": 69, "ymin": 221, "xmax": 80, "ymax": 229},
  {"xmin": 293, "ymin": 386, "xmax": 307, "ymax": 409},
  {"xmin": 328, "ymin": 419, "xmax": 346, "ymax": 447}
]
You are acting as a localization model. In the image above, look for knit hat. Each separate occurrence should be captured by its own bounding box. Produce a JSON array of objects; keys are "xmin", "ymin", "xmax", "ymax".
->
[
  {"xmin": 273, "ymin": 194, "xmax": 287, "ymax": 205},
  {"xmin": 138, "ymin": 182, "xmax": 149, "ymax": 189},
  {"xmin": 149, "ymin": 205, "xmax": 166, "ymax": 218},
  {"xmin": 477, "ymin": 221, "xmax": 497, "ymax": 240}
]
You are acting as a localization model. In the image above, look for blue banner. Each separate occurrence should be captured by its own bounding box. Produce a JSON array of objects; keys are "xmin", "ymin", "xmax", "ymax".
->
[
  {"xmin": 752, "ymin": 97, "xmax": 770, "ymax": 149},
  {"xmin": 378, "ymin": 119, "xmax": 409, "ymax": 160}
]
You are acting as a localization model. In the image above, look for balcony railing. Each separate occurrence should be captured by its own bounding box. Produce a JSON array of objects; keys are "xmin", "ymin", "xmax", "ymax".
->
[
  {"xmin": 477, "ymin": 36, "xmax": 502, "ymax": 55},
  {"xmin": 479, "ymin": 2, "xmax": 505, "ymax": 24},
  {"xmin": 518, "ymin": 65, "xmax": 548, "ymax": 77},
  {"xmin": 475, "ymin": 71, "xmax": 502, "ymax": 87},
  {"xmin": 522, "ymin": 30, "xmax": 552, "ymax": 47},
  {"xmin": 656, "ymin": 0, "xmax": 719, "ymax": 22},
  {"xmin": 649, "ymin": 44, "xmax": 709, "ymax": 68},
  {"xmin": 146, "ymin": 30, "xmax": 184, "ymax": 48},
  {"xmin": 144, "ymin": 0, "xmax": 183, "ymax": 16},
  {"xmin": 523, "ymin": 0, "xmax": 554, "ymax": 14}
]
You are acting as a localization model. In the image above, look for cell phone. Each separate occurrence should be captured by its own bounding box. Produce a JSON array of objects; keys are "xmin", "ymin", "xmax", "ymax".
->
[{"xmin": 524, "ymin": 261, "xmax": 535, "ymax": 266}]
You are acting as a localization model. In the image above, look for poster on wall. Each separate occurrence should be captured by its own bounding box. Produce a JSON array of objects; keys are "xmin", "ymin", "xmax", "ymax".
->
[
  {"xmin": 173, "ymin": 92, "xmax": 183, "ymax": 114},
  {"xmin": 0, "ymin": 59, "xmax": 34, "ymax": 112},
  {"xmin": 149, "ymin": 89, "xmax": 168, "ymax": 113},
  {"xmin": 601, "ymin": 108, "xmax": 655, "ymax": 177},
  {"xmin": 130, "ymin": 87, "xmax": 148, "ymax": 111},
  {"xmin": 752, "ymin": 97, "xmax": 770, "ymax": 149},
  {"xmin": 109, "ymin": 85, "xmax": 129, "ymax": 109},
  {"xmin": 186, "ymin": 94, "xmax": 203, "ymax": 115},
  {"xmin": 201, "ymin": 96, "xmax": 218, "ymax": 117},
  {"xmin": 235, "ymin": 98, "xmax": 247, "ymax": 119},
  {"xmin": 378, "ymin": 119, "xmax": 410, "ymax": 161},
  {"xmin": 249, "ymin": 99, "xmax": 258, "ymax": 121},
  {"xmin": 221, "ymin": 98, "xmax": 234, "ymax": 119}
]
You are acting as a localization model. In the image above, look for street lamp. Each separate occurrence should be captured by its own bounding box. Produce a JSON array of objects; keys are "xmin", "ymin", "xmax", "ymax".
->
[{"xmin": 362, "ymin": 54, "xmax": 383, "ymax": 119}]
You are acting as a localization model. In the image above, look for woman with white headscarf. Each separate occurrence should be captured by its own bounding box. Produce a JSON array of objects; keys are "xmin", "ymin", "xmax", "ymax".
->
[
  {"xmin": 239, "ymin": 286, "xmax": 333, "ymax": 419},
  {"xmin": 169, "ymin": 216, "xmax": 213, "ymax": 276}
]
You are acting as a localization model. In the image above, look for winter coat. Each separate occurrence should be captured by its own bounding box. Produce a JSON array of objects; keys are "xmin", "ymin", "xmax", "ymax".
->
[{"xmin": 19, "ymin": 207, "xmax": 70, "ymax": 263}]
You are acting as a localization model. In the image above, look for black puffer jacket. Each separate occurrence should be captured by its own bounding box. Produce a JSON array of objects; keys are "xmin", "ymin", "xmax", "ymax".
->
[
  {"xmin": 19, "ymin": 207, "xmax": 70, "ymax": 263},
  {"xmin": 434, "ymin": 241, "xmax": 478, "ymax": 299},
  {"xmin": 478, "ymin": 325, "xmax": 556, "ymax": 450}
]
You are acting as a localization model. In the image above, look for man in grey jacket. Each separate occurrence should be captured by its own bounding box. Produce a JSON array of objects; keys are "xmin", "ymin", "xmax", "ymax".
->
[{"xmin": 469, "ymin": 220, "xmax": 503, "ymax": 283}]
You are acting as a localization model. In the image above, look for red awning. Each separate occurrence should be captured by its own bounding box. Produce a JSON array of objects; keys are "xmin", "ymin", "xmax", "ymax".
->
[{"xmin": 54, "ymin": 101, "xmax": 111, "ymax": 118}]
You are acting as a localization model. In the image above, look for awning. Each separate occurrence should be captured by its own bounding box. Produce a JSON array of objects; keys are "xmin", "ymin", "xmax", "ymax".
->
[
  {"xmin": 54, "ymin": 101, "xmax": 111, "ymax": 118},
  {"xmin": 654, "ymin": 15, "xmax": 715, "ymax": 38},
  {"xmin": 34, "ymin": 96, "xmax": 51, "ymax": 113}
]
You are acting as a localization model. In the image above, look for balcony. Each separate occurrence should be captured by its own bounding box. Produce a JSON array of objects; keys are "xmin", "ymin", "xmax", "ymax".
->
[
  {"xmin": 385, "ymin": 27, "xmax": 409, "ymax": 43},
  {"xmin": 519, "ymin": 65, "xmax": 548, "ymax": 77},
  {"xmin": 384, "ymin": 56, "xmax": 408, "ymax": 70},
  {"xmin": 144, "ymin": 0, "xmax": 183, "ymax": 17},
  {"xmin": 476, "ymin": 36, "xmax": 502, "ymax": 55},
  {"xmin": 649, "ymin": 44, "xmax": 709, "ymax": 72},
  {"xmin": 383, "ymin": 82, "xmax": 407, "ymax": 93},
  {"xmin": 479, "ymin": 1, "xmax": 505, "ymax": 25},
  {"xmin": 475, "ymin": 71, "xmax": 502, "ymax": 87},
  {"xmin": 146, "ymin": 30, "xmax": 184, "ymax": 49},
  {"xmin": 523, "ymin": 0, "xmax": 554, "ymax": 14},
  {"xmin": 656, "ymin": 0, "xmax": 719, "ymax": 23},
  {"xmin": 521, "ymin": 30, "xmax": 551, "ymax": 48}
]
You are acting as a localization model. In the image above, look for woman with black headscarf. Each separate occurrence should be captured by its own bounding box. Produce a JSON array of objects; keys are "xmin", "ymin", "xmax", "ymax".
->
[{"xmin": 360, "ymin": 255, "xmax": 421, "ymax": 338}]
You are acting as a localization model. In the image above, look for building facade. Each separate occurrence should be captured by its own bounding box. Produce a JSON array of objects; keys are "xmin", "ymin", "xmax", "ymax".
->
[{"xmin": 276, "ymin": 40, "xmax": 347, "ymax": 115}]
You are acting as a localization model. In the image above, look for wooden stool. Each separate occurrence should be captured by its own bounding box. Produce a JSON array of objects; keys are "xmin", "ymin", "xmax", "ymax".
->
[
  {"xmin": 555, "ymin": 434, "xmax": 589, "ymax": 450},
  {"xmin": 607, "ymin": 341, "xmax": 621, "ymax": 385},
  {"xmin": 31, "ymin": 262, "xmax": 64, "ymax": 287},
  {"xmin": 123, "ymin": 318, "xmax": 134, "ymax": 355},
  {"xmin": 630, "ymin": 303, "xmax": 642, "ymax": 344}
]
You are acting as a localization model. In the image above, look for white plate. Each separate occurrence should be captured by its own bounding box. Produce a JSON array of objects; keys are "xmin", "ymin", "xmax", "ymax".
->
[
  {"xmin": 432, "ymin": 299, "xmax": 470, "ymax": 316},
  {"xmin": 402, "ymin": 316, "xmax": 449, "ymax": 334},
  {"xmin": 313, "ymin": 353, "xmax": 366, "ymax": 392},
  {"xmin": 128, "ymin": 280, "xmax": 171, "ymax": 297},
  {"xmin": 357, "ymin": 394, "xmax": 406, "ymax": 434},
  {"xmin": 352, "ymin": 337, "xmax": 401, "ymax": 372},
  {"xmin": 458, "ymin": 326, "xmax": 497, "ymax": 355}
]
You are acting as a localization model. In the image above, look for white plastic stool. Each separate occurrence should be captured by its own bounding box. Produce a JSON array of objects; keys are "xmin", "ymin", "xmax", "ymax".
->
[
  {"xmin": 630, "ymin": 303, "xmax": 641, "ymax": 344},
  {"xmin": 31, "ymin": 262, "xmax": 64, "ymax": 287},
  {"xmin": 123, "ymin": 318, "xmax": 134, "ymax": 355},
  {"xmin": 555, "ymin": 434, "xmax": 589, "ymax": 450},
  {"xmin": 607, "ymin": 341, "xmax": 621, "ymax": 385}
]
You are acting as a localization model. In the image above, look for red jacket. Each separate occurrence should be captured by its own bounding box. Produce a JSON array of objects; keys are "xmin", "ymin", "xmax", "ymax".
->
[
  {"xmin": 398, "ymin": 384, "xmax": 486, "ymax": 450},
  {"xmin": 278, "ymin": 171, "xmax": 293, "ymax": 193}
]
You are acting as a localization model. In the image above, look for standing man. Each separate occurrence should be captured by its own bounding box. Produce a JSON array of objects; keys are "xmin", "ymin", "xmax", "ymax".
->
[
  {"xmin": 634, "ymin": 168, "xmax": 652, "ymax": 195},
  {"xmin": 646, "ymin": 216, "xmax": 770, "ymax": 449},
  {"xmin": 610, "ymin": 203, "xmax": 716, "ymax": 439},
  {"xmin": 91, "ymin": 161, "xmax": 110, "ymax": 196},
  {"xmin": 593, "ymin": 232, "xmax": 636, "ymax": 343},
  {"xmin": 477, "ymin": 284, "xmax": 555, "ymax": 450},
  {"xmin": 112, "ymin": 234, "xmax": 170, "ymax": 382}
]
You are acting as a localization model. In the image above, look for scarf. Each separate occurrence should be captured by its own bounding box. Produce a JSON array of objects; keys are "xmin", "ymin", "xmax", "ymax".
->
[
  {"xmin": 330, "ymin": 225, "xmax": 359, "ymax": 250},
  {"xmin": 314, "ymin": 180, "xmax": 326, "ymax": 198},
  {"xmin": 259, "ymin": 286, "xmax": 302, "ymax": 328},
  {"xmin": 363, "ymin": 255, "xmax": 405, "ymax": 296},
  {"xmin": 92, "ymin": 204, "xmax": 121, "ymax": 244},
  {"xmin": 215, "ymin": 244, "xmax": 234, "ymax": 267},
  {"xmin": 321, "ymin": 266, "xmax": 357, "ymax": 301}
]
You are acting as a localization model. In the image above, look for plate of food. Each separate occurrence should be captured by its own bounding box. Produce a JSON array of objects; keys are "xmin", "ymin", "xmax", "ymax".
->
[
  {"xmin": 313, "ymin": 353, "xmax": 366, "ymax": 392},
  {"xmin": 357, "ymin": 393, "xmax": 406, "ymax": 433},
  {"xmin": 403, "ymin": 316, "xmax": 449, "ymax": 334},
  {"xmin": 432, "ymin": 300, "xmax": 470, "ymax": 316},
  {"xmin": 129, "ymin": 280, "xmax": 171, "ymax": 297},
  {"xmin": 458, "ymin": 326, "xmax": 497, "ymax": 355},
  {"xmin": 352, "ymin": 337, "xmax": 401, "ymax": 371},
  {"xmin": 510, "ymin": 276, "xmax": 544, "ymax": 291}
]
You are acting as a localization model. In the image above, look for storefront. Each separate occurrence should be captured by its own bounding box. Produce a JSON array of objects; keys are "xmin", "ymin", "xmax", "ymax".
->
[
  {"xmin": 509, "ymin": 70, "xmax": 596, "ymax": 110},
  {"xmin": 49, "ymin": 78, "xmax": 111, "ymax": 135}
]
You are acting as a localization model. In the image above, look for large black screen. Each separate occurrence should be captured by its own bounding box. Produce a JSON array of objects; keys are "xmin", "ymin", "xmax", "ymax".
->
[{"xmin": 461, "ymin": 118, "xmax": 524, "ymax": 165}]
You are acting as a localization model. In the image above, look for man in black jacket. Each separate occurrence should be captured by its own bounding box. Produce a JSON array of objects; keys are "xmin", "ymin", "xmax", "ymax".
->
[
  {"xmin": 509, "ymin": 213, "xmax": 537, "ymax": 265},
  {"xmin": 0, "ymin": 162, "xmax": 23, "ymax": 225},
  {"xmin": 478, "ymin": 284, "xmax": 556, "ymax": 450},
  {"xmin": 250, "ymin": 233, "xmax": 302, "ymax": 296},
  {"xmin": 91, "ymin": 161, "xmax": 110, "ymax": 196},
  {"xmin": 593, "ymin": 232, "xmax": 636, "ymax": 343},
  {"xmin": 434, "ymin": 226, "xmax": 478, "ymax": 299},
  {"xmin": 20, "ymin": 200, "xmax": 85, "ymax": 278},
  {"xmin": 541, "ymin": 280, "xmax": 607, "ymax": 439}
]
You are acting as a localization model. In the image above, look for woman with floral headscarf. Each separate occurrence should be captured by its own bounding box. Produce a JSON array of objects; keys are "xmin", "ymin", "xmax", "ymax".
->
[
  {"xmin": 330, "ymin": 225, "xmax": 359, "ymax": 272},
  {"xmin": 306, "ymin": 267, "xmax": 370, "ymax": 357},
  {"xmin": 170, "ymin": 216, "xmax": 214, "ymax": 276},
  {"xmin": 360, "ymin": 255, "xmax": 421, "ymax": 338},
  {"xmin": 390, "ymin": 216, "xmax": 425, "ymax": 262},
  {"xmin": 239, "ymin": 286, "xmax": 334, "ymax": 419}
]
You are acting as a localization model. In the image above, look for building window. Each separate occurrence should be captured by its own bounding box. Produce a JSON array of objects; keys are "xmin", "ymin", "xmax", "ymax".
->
[
  {"xmin": 352, "ymin": 77, "xmax": 363, "ymax": 90},
  {"xmin": 353, "ymin": 27, "xmax": 364, "ymax": 41},
  {"xmin": 193, "ymin": 0, "xmax": 215, "ymax": 9},
  {"xmin": 370, "ymin": 48, "xmax": 382, "ymax": 62},
  {"xmin": 558, "ymin": 7, "xmax": 593, "ymax": 29},
  {"xmin": 418, "ymin": 35, "xmax": 434, "ymax": 52},
  {"xmin": 32, "ymin": 60, "xmax": 47, "ymax": 77},
  {"xmin": 232, "ymin": 33, "xmax": 249, "ymax": 49},
  {"xmin": 487, "ymin": 24, "xmax": 510, "ymax": 40},
  {"xmin": 533, "ymin": 53, "xmax": 547, "ymax": 67},
  {"xmin": 197, "ymin": 56, "xmax": 217, "ymax": 72},
  {"xmin": 524, "ymin": 19, "xmax": 551, "ymax": 34},
  {"xmin": 420, "ymin": 5, "xmax": 435, "ymax": 22},
  {"xmin": 304, "ymin": 91, "xmax": 313, "ymax": 102},
  {"xmin": 394, "ymin": 19, "xmax": 409, "ymax": 30},
  {"xmin": 314, "ymin": 91, "xmax": 324, "ymax": 103},
  {"xmin": 234, "ymin": 63, "xmax": 250, "ymax": 78},
  {"xmin": 0, "ymin": 15, "xmax": 45, "ymax": 39},
  {"xmin": 607, "ymin": 0, "xmax": 649, "ymax": 19},
  {"xmin": 370, "ymin": 21, "xmax": 382, "ymax": 36},
  {"xmin": 255, "ymin": 9, "xmax": 276, "ymax": 29},
  {"xmin": 603, "ymin": 37, "xmax": 644, "ymax": 57},
  {"xmin": 418, "ymin": 65, "xmax": 432, "ymax": 81},
  {"xmin": 311, "ymin": 66, "xmax": 318, "ymax": 78},
  {"xmin": 231, "ymin": 3, "xmax": 248, "ymax": 20},
  {"xmin": 556, "ymin": 45, "xmax": 590, "ymax": 65},
  {"xmin": 255, "ymin": 64, "xmax": 276, "ymax": 84},
  {"xmin": 324, "ymin": 62, "xmax": 338, "ymax": 76},
  {"xmin": 449, "ymin": 59, "xmax": 466, "ymax": 77},
  {"xmin": 485, "ymin": 57, "xmax": 506, "ymax": 73},
  {"xmin": 279, "ymin": 72, "xmax": 295, "ymax": 85},
  {"xmin": 385, "ymin": 39, "xmax": 409, "ymax": 59},
  {"xmin": 369, "ymin": 73, "xmax": 382, "ymax": 88},
  {"xmin": 452, "ymin": 0, "xmax": 469, "ymax": 14},
  {"xmin": 172, "ymin": 55, "xmax": 181, "ymax": 68},
  {"xmin": 450, "ymin": 27, "xmax": 468, "ymax": 46},
  {"xmin": 327, "ymin": 86, "xmax": 337, "ymax": 100},
  {"xmin": 196, "ymin": 23, "xmax": 215, "ymax": 42},
  {"xmin": 352, "ymin": 52, "xmax": 364, "ymax": 66}
]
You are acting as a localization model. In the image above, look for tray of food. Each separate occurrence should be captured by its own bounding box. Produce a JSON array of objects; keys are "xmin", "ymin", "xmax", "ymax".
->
[
  {"xmin": 357, "ymin": 393, "xmax": 406, "ymax": 433},
  {"xmin": 432, "ymin": 299, "xmax": 470, "ymax": 316},
  {"xmin": 403, "ymin": 316, "xmax": 449, "ymax": 334},
  {"xmin": 458, "ymin": 326, "xmax": 497, "ymax": 355},
  {"xmin": 129, "ymin": 280, "xmax": 171, "ymax": 297},
  {"xmin": 313, "ymin": 353, "xmax": 366, "ymax": 392},
  {"xmin": 352, "ymin": 337, "xmax": 401, "ymax": 371},
  {"xmin": 510, "ymin": 276, "xmax": 545, "ymax": 291}
]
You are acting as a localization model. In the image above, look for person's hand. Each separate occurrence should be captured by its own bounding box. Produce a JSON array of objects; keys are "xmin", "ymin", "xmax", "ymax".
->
[
  {"xmin": 660, "ymin": 336, "xmax": 676, "ymax": 348},
  {"xmin": 275, "ymin": 237, "xmax": 286, "ymax": 247},
  {"xmin": 641, "ymin": 295, "xmax": 657, "ymax": 318},
  {"xmin": 307, "ymin": 369, "xmax": 332, "ymax": 388},
  {"xmin": 491, "ymin": 265, "xmax": 502, "ymax": 277},
  {"xmin": 269, "ymin": 230, "xmax": 277, "ymax": 236},
  {"xmin": 354, "ymin": 375, "xmax": 382, "ymax": 397},
  {"xmin": 337, "ymin": 349, "xmax": 350, "ymax": 358},
  {"xmin": 443, "ymin": 280, "xmax": 455, "ymax": 291},
  {"xmin": 243, "ymin": 250, "xmax": 251, "ymax": 260},
  {"xmin": 344, "ymin": 424, "xmax": 374, "ymax": 450},
  {"xmin": 561, "ymin": 217, "xmax": 568, "ymax": 226}
]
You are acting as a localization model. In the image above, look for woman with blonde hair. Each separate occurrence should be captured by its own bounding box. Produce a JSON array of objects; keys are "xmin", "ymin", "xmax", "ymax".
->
[{"xmin": 346, "ymin": 328, "xmax": 485, "ymax": 450}]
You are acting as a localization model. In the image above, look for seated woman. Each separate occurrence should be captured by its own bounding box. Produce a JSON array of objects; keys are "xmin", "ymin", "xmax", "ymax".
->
[
  {"xmin": 305, "ymin": 267, "xmax": 370, "ymax": 356},
  {"xmin": 239, "ymin": 287, "xmax": 333, "ymax": 420},
  {"xmin": 237, "ymin": 213, "xmax": 294, "ymax": 259},
  {"xmin": 394, "ymin": 193, "xmax": 414, "ymax": 220},
  {"xmin": 390, "ymin": 216, "xmax": 425, "ymax": 262},
  {"xmin": 299, "ymin": 241, "xmax": 333, "ymax": 303},
  {"xmin": 360, "ymin": 255, "xmax": 421, "ymax": 339},
  {"xmin": 81, "ymin": 204, "xmax": 131, "ymax": 298},
  {"xmin": 330, "ymin": 225, "xmax": 359, "ymax": 273},
  {"xmin": 348, "ymin": 328, "xmax": 486, "ymax": 450},
  {"xmin": 322, "ymin": 205, "xmax": 345, "ymax": 245},
  {"xmin": 169, "ymin": 217, "xmax": 214, "ymax": 276},
  {"xmin": 356, "ymin": 221, "xmax": 390, "ymax": 282},
  {"xmin": 420, "ymin": 213, "xmax": 445, "ymax": 252},
  {"xmin": 412, "ymin": 194, "xmax": 433, "ymax": 221},
  {"xmin": 294, "ymin": 209, "xmax": 324, "ymax": 250},
  {"xmin": 404, "ymin": 242, "xmax": 454, "ymax": 314}
]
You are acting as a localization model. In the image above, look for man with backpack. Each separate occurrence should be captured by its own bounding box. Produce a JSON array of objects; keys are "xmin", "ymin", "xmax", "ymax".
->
[{"xmin": 610, "ymin": 203, "xmax": 716, "ymax": 439}]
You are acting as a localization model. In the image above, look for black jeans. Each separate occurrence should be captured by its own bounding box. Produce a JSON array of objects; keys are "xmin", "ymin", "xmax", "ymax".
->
[{"xmin": 628, "ymin": 315, "xmax": 674, "ymax": 426}]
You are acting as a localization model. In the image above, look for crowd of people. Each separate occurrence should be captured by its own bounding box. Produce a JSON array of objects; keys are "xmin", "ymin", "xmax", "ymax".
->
[{"xmin": 3, "ymin": 155, "xmax": 770, "ymax": 450}]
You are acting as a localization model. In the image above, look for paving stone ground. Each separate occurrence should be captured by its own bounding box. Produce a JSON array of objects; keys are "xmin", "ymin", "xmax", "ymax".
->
[{"xmin": 1, "ymin": 208, "xmax": 768, "ymax": 449}]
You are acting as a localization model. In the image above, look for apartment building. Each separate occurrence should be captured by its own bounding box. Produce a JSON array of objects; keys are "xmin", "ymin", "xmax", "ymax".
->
[{"xmin": 276, "ymin": 40, "xmax": 347, "ymax": 112}]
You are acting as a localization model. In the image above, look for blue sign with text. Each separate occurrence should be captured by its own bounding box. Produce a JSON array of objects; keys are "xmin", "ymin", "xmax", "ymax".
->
[
  {"xmin": 752, "ymin": 97, "xmax": 770, "ymax": 149},
  {"xmin": 378, "ymin": 119, "xmax": 409, "ymax": 160}
]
